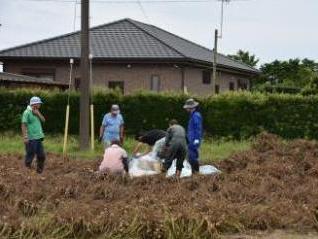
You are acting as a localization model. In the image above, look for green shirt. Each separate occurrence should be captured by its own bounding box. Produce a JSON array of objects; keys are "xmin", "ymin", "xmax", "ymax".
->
[{"xmin": 22, "ymin": 106, "xmax": 44, "ymax": 140}]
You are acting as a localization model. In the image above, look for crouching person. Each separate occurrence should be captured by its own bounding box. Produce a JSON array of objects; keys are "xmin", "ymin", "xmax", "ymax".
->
[
  {"xmin": 21, "ymin": 96, "xmax": 46, "ymax": 174},
  {"xmin": 98, "ymin": 140, "xmax": 129, "ymax": 175},
  {"xmin": 161, "ymin": 120, "xmax": 187, "ymax": 178}
]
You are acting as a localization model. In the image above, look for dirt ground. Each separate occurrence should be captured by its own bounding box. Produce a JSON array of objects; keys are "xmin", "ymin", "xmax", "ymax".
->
[
  {"xmin": 1, "ymin": 133, "xmax": 318, "ymax": 238},
  {"xmin": 223, "ymin": 230, "xmax": 318, "ymax": 239}
]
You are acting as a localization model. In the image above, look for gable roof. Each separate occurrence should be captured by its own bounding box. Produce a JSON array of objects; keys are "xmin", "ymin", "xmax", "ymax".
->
[{"xmin": 0, "ymin": 18, "xmax": 259, "ymax": 74}]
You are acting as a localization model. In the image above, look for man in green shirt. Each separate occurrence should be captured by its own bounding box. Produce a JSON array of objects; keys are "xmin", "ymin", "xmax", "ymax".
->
[{"xmin": 21, "ymin": 96, "xmax": 46, "ymax": 174}]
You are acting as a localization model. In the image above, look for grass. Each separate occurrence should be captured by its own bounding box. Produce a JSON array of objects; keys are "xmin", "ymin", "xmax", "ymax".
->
[
  {"xmin": 0, "ymin": 132, "xmax": 251, "ymax": 163},
  {"xmin": 200, "ymin": 138, "xmax": 251, "ymax": 163}
]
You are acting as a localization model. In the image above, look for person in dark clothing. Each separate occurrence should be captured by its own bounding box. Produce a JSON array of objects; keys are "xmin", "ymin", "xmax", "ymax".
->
[
  {"xmin": 161, "ymin": 120, "xmax": 187, "ymax": 178},
  {"xmin": 133, "ymin": 129, "xmax": 167, "ymax": 156},
  {"xmin": 184, "ymin": 98, "xmax": 203, "ymax": 173}
]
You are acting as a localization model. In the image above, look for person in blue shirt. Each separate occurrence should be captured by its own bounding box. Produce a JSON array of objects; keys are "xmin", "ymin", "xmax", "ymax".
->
[
  {"xmin": 183, "ymin": 98, "xmax": 203, "ymax": 173},
  {"xmin": 99, "ymin": 104, "xmax": 124, "ymax": 148}
]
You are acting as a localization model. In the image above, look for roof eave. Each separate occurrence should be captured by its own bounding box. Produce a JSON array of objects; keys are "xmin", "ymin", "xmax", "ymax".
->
[
  {"xmin": 0, "ymin": 56, "xmax": 260, "ymax": 75},
  {"xmin": 185, "ymin": 58, "xmax": 260, "ymax": 75}
]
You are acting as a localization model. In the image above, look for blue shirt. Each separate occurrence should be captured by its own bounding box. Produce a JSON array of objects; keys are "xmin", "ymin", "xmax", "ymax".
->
[
  {"xmin": 102, "ymin": 113, "xmax": 124, "ymax": 141},
  {"xmin": 187, "ymin": 111, "xmax": 203, "ymax": 145}
]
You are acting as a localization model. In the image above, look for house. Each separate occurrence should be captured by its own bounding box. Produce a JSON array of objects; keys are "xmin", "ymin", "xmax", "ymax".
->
[
  {"xmin": 0, "ymin": 18, "xmax": 259, "ymax": 95},
  {"xmin": 0, "ymin": 72, "xmax": 68, "ymax": 90}
]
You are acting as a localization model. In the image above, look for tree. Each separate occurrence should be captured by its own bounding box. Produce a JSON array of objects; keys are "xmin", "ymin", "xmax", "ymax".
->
[
  {"xmin": 228, "ymin": 50, "xmax": 259, "ymax": 67},
  {"xmin": 301, "ymin": 74, "xmax": 318, "ymax": 95},
  {"xmin": 259, "ymin": 59, "xmax": 317, "ymax": 88}
]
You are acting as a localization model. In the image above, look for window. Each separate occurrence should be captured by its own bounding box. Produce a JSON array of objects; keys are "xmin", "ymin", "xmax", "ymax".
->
[
  {"xmin": 109, "ymin": 81, "xmax": 124, "ymax": 94},
  {"xmin": 238, "ymin": 79, "xmax": 249, "ymax": 90},
  {"xmin": 22, "ymin": 68, "xmax": 55, "ymax": 81},
  {"xmin": 215, "ymin": 84, "xmax": 220, "ymax": 94},
  {"xmin": 202, "ymin": 71, "xmax": 211, "ymax": 84},
  {"xmin": 150, "ymin": 75, "xmax": 161, "ymax": 92},
  {"xmin": 229, "ymin": 82, "xmax": 235, "ymax": 91}
]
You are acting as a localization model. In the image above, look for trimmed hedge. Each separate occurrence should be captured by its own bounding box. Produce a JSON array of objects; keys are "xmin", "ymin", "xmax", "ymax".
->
[
  {"xmin": 258, "ymin": 85, "xmax": 301, "ymax": 94},
  {"xmin": 1, "ymin": 88, "xmax": 318, "ymax": 139}
]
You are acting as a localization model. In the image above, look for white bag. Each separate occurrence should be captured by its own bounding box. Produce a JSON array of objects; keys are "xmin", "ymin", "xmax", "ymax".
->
[
  {"xmin": 129, "ymin": 154, "xmax": 161, "ymax": 177},
  {"xmin": 166, "ymin": 160, "xmax": 192, "ymax": 178},
  {"xmin": 166, "ymin": 160, "xmax": 221, "ymax": 178},
  {"xmin": 199, "ymin": 165, "xmax": 221, "ymax": 175}
]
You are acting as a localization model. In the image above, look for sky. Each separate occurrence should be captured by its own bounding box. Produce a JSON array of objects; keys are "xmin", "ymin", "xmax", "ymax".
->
[{"xmin": 0, "ymin": 0, "xmax": 317, "ymax": 66}]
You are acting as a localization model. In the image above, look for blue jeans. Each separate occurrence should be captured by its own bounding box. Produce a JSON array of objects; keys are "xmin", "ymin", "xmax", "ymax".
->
[
  {"xmin": 188, "ymin": 144, "xmax": 200, "ymax": 173},
  {"xmin": 25, "ymin": 139, "xmax": 46, "ymax": 173}
]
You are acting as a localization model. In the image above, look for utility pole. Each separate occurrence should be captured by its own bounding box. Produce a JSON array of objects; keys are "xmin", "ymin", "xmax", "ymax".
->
[
  {"xmin": 212, "ymin": 29, "xmax": 218, "ymax": 94},
  {"xmin": 79, "ymin": 0, "xmax": 90, "ymax": 150}
]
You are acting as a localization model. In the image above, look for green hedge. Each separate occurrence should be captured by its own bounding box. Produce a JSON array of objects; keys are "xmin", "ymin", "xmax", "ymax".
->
[{"xmin": 1, "ymin": 88, "xmax": 318, "ymax": 139}]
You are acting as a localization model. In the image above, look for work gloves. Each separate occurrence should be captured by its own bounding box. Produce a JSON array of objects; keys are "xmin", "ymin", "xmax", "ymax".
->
[{"xmin": 193, "ymin": 139, "xmax": 200, "ymax": 146}]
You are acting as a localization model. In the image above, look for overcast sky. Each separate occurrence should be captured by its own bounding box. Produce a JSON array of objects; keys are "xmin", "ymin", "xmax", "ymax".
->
[{"xmin": 0, "ymin": 0, "xmax": 317, "ymax": 65}]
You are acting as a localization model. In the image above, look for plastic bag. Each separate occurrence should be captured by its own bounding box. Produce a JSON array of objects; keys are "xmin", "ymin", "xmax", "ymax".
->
[
  {"xmin": 166, "ymin": 160, "xmax": 192, "ymax": 178},
  {"xmin": 166, "ymin": 160, "xmax": 221, "ymax": 178},
  {"xmin": 129, "ymin": 154, "xmax": 161, "ymax": 177},
  {"xmin": 199, "ymin": 165, "xmax": 221, "ymax": 175}
]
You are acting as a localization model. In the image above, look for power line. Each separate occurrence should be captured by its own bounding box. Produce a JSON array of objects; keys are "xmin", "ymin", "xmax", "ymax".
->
[{"xmin": 137, "ymin": 0, "xmax": 151, "ymax": 23}]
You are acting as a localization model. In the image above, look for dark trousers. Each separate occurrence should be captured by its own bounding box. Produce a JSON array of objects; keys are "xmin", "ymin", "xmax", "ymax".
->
[
  {"xmin": 188, "ymin": 145, "xmax": 200, "ymax": 173},
  {"xmin": 25, "ymin": 139, "xmax": 46, "ymax": 174},
  {"xmin": 163, "ymin": 142, "xmax": 187, "ymax": 172}
]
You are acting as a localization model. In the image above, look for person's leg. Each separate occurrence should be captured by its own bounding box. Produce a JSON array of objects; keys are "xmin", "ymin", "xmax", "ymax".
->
[
  {"xmin": 25, "ymin": 140, "xmax": 35, "ymax": 169},
  {"xmin": 35, "ymin": 139, "xmax": 46, "ymax": 174},
  {"xmin": 175, "ymin": 145, "xmax": 186, "ymax": 177},
  {"xmin": 188, "ymin": 145, "xmax": 200, "ymax": 173},
  {"xmin": 162, "ymin": 145, "xmax": 177, "ymax": 172}
]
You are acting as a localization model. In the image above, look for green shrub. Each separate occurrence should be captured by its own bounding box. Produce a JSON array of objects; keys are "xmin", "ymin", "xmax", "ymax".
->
[
  {"xmin": 1, "ymin": 88, "xmax": 318, "ymax": 140},
  {"xmin": 256, "ymin": 84, "xmax": 301, "ymax": 94}
]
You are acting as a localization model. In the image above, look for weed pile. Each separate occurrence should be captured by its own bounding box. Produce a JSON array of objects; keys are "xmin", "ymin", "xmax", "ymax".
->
[{"xmin": 1, "ymin": 133, "xmax": 318, "ymax": 238}]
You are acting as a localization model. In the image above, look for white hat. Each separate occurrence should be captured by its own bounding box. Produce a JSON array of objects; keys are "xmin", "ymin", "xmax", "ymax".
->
[
  {"xmin": 111, "ymin": 104, "xmax": 120, "ymax": 114},
  {"xmin": 30, "ymin": 96, "xmax": 43, "ymax": 106},
  {"xmin": 111, "ymin": 104, "xmax": 120, "ymax": 111},
  {"xmin": 183, "ymin": 98, "xmax": 199, "ymax": 109}
]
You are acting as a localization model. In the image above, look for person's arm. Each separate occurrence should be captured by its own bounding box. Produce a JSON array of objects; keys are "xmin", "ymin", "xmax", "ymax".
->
[
  {"xmin": 99, "ymin": 115, "xmax": 107, "ymax": 141},
  {"xmin": 21, "ymin": 111, "xmax": 29, "ymax": 144},
  {"xmin": 21, "ymin": 123, "xmax": 28, "ymax": 144},
  {"xmin": 120, "ymin": 124, "xmax": 124, "ymax": 144},
  {"xmin": 33, "ymin": 108, "xmax": 45, "ymax": 122},
  {"xmin": 138, "ymin": 146, "xmax": 152, "ymax": 158},
  {"xmin": 165, "ymin": 127, "xmax": 173, "ymax": 147},
  {"xmin": 133, "ymin": 142, "xmax": 143, "ymax": 156},
  {"xmin": 119, "ymin": 114, "xmax": 124, "ymax": 144},
  {"xmin": 192, "ymin": 114, "xmax": 202, "ymax": 146},
  {"xmin": 99, "ymin": 125, "xmax": 105, "ymax": 141}
]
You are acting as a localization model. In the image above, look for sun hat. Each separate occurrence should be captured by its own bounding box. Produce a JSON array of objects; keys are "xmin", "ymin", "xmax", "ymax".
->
[
  {"xmin": 30, "ymin": 96, "xmax": 43, "ymax": 106},
  {"xmin": 111, "ymin": 104, "xmax": 120, "ymax": 114},
  {"xmin": 183, "ymin": 98, "xmax": 199, "ymax": 109}
]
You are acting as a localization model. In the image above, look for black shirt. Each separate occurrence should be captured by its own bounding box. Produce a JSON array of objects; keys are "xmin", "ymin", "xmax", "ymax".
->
[{"xmin": 140, "ymin": 129, "xmax": 167, "ymax": 146}]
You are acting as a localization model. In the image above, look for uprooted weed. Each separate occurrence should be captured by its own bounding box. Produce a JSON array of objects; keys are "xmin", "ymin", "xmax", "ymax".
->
[{"xmin": 1, "ymin": 133, "xmax": 318, "ymax": 238}]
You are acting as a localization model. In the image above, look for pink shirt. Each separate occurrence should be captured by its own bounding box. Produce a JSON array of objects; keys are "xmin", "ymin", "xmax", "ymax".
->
[{"xmin": 99, "ymin": 144, "xmax": 128, "ymax": 173}]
